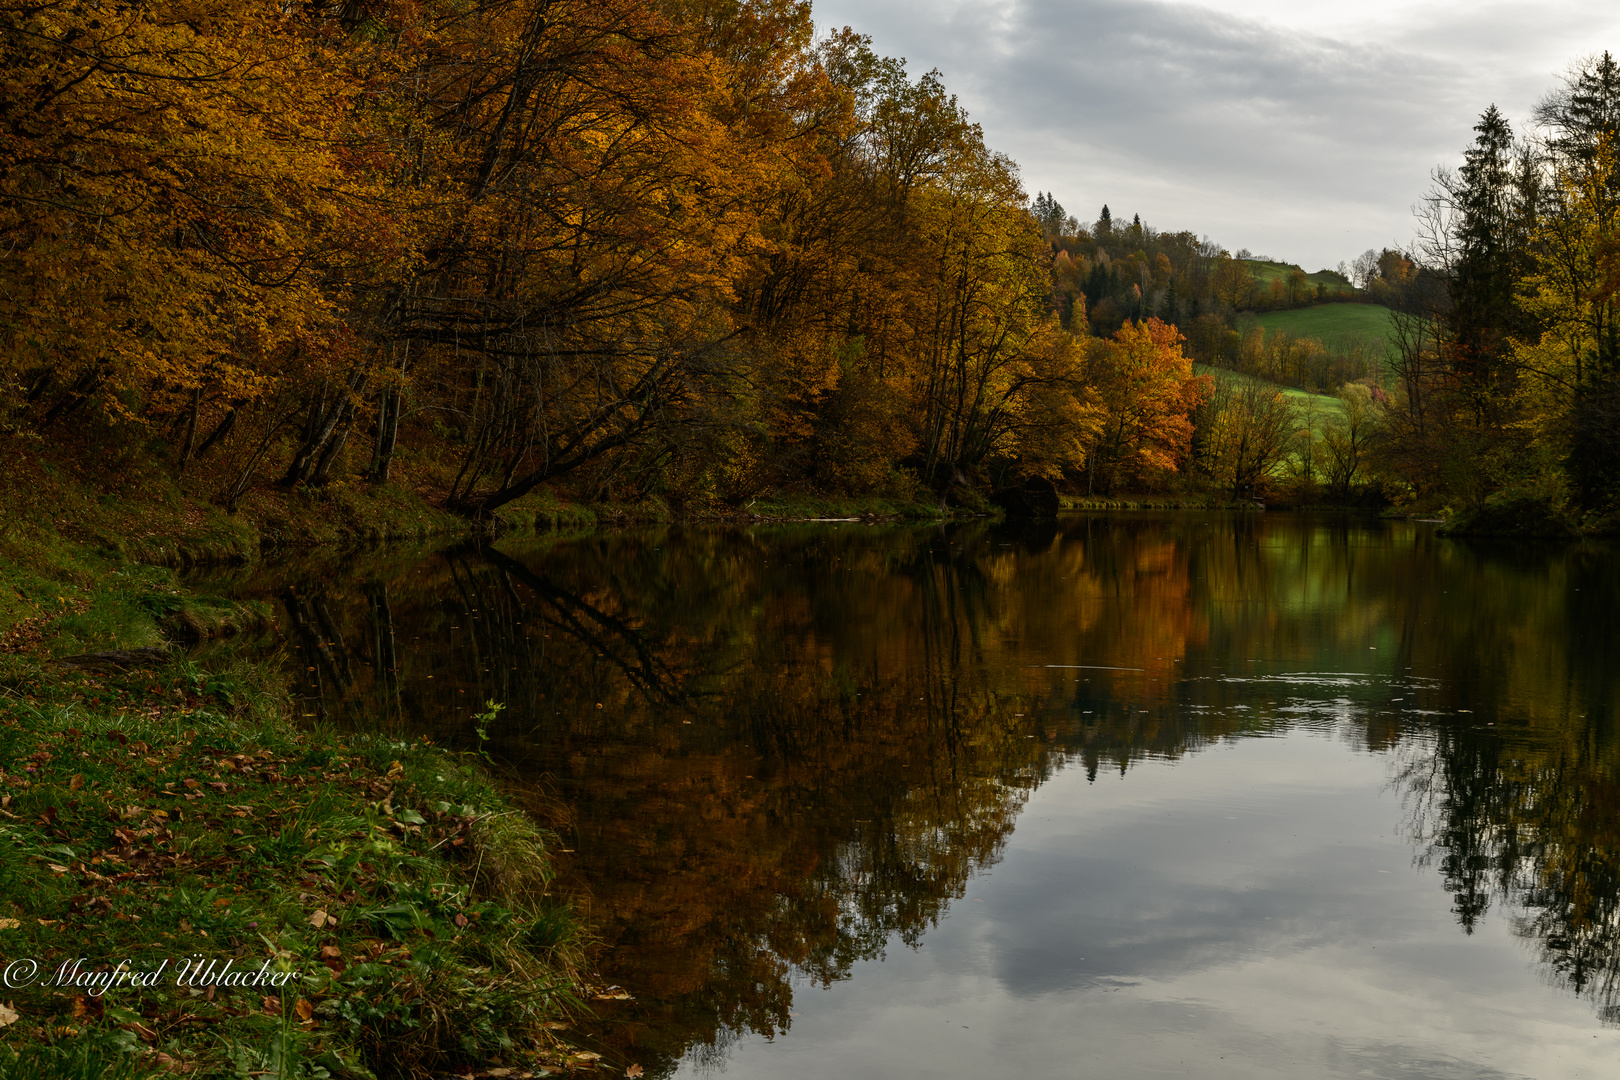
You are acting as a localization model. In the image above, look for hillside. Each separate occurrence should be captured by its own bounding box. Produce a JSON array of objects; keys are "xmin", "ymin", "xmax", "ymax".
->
[
  {"xmin": 1242, "ymin": 260, "xmax": 1359, "ymax": 298},
  {"xmin": 1193, "ymin": 364, "xmax": 1349, "ymax": 426},
  {"xmin": 1247, "ymin": 303, "xmax": 1396, "ymax": 349}
]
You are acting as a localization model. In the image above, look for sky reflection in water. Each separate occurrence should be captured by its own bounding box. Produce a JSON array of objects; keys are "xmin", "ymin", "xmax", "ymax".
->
[{"xmin": 711, "ymin": 732, "xmax": 1615, "ymax": 1080}]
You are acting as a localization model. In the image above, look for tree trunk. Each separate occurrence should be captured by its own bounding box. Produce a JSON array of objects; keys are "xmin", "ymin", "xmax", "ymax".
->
[
  {"xmin": 370, "ymin": 387, "xmax": 401, "ymax": 484},
  {"xmin": 282, "ymin": 371, "xmax": 367, "ymax": 488}
]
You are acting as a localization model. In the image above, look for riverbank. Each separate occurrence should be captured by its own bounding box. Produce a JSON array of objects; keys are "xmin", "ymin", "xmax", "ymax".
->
[
  {"xmin": 0, "ymin": 480, "xmax": 597, "ymax": 1075},
  {"xmin": 0, "ymin": 443, "xmax": 979, "ymax": 572}
]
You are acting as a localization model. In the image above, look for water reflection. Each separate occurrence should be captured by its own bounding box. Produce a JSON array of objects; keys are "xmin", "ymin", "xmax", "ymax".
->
[{"xmin": 225, "ymin": 515, "xmax": 1620, "ymax": 1075}]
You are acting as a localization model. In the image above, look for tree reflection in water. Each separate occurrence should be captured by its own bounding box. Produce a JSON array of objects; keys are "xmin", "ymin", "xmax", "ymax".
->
[{"xmin": 240, "ymin": 516, "xmax": 1620, "ymax": 1070}]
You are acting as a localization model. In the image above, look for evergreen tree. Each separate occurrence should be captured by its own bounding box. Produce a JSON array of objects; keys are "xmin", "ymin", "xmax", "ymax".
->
[
  {"xmin": 1032, "ymin": 191, "xmax": 1067, "ymax": 237},
  {"xmin": 1446, "ymin": 106, "xmax": 1533, "ymax": 405}
]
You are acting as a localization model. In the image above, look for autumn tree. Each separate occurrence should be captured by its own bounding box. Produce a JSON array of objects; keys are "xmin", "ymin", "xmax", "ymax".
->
[
  {"xmin": 1081, "ymin": 319, "xmax": 1209, "ymax": 493},
  {"xmin": 1195, "ymin": 373, "xmax": 1299, "ymax": 500},
  {"xmin": 1209, "ymin": 255, "xmax": 1254, "ymax": 310},
  {"xmin": 1517, "ymin": 54, "xmax": 1620, "ymax": 507},
  {"xmin": 1322, "ymin": 383, "xmax": 1384, "ymax": 499},
  {"xmin": 0, "ymin": 1, "xmax": 374, "ymax": 462}
]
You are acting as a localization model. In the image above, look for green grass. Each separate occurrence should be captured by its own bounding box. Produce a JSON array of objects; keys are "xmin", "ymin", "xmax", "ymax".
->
[
  {"xmin": 0, "ymin": 512, "xmax": 593, "ymax": 1077},
  {"xmin": 1193, "ymin": 365, "xmax": 1349, "ymax": 426},
  {"xmin": 0, "ymin": 653, "xmax": 589, "ymax": 1078},
  {"xmin": 1247, "ymin": 304, "xmax": 1396, "ymax": 351},
  {"xmin": 1241, "ymin": 260, "xmax": 1358, "ymax": 297}
]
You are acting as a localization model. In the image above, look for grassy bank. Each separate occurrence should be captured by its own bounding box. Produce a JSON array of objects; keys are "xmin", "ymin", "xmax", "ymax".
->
[
  {"xmin": 0, "ymin": 651, "xmax": 590, "ymax": 1078},
  {"xmin": 0, "ymin": 481, "xmax": 599, "ymax": 1076},
  {"xmin": 0, "ymin": 442, "xmax": 970, "ymax": 577}
]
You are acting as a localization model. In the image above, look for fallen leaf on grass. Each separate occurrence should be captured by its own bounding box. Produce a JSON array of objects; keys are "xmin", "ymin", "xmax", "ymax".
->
[
  {"xmin": 69, "ymin": 994, "xmax": 105, "ymax": 1021},
  {"xmin": 69, "ymin": 773, "xmax": 84, "ymax": 791},
  {"xmin": 627, "ymin": 1067, "xmax": 644, "ymax": 1078},
  {"xmin": 0, "ymin": 918, "xmax": 19, "ymax": 930},
  {"xmin": 0, "ymin": 1002, "xmax": 17, "ymax": 1027},
  {"xmin": 294, "ymin": 998, "xmax": 313, "ymax": 1022},
  {"xmin": 121, "ymin": 1019, "xmax": 159, "ymax": 1043},
  {"xmin": 308, "ymin": 909, "xmax": 329, "ymax": 929}
]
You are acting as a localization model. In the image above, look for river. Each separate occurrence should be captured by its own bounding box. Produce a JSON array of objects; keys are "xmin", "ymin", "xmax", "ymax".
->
[{"xmin": 214, "ymin": 513, "xmax": 1620, "ymax": 1078}]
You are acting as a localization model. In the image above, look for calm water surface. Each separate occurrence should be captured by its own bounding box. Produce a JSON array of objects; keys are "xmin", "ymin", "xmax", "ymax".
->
[{"xmin": 227, "ymin": 514, "xmax": 1620, "ymax": 1078}]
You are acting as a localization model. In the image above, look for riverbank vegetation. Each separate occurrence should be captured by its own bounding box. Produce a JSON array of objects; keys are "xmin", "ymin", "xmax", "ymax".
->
[{"xmin": 0, "ymin": 530, "xmax": 592, "ymax": 1076}]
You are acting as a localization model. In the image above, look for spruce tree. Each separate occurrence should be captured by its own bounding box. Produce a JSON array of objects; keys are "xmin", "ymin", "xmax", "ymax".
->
[{"xmin": 1447, "ymin": 105, "xmax": 1530, "ymax": 404}]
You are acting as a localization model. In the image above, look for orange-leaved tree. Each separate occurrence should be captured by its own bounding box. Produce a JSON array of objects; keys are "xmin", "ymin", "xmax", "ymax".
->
[{"xmin": 1082, "ymin": 318, "xmax": 1209, "ymax": 493}]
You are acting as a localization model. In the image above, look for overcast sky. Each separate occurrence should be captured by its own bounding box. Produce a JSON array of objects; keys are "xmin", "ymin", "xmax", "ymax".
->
[{"xmin": 810, "ymin": 0, "xmax": 1620, "ymax": 272}]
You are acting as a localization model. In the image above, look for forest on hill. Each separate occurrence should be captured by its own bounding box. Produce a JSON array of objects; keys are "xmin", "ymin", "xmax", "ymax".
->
[{"xmin": 0, "ymin": 1, "xmax": 1616, "ymax": 529}]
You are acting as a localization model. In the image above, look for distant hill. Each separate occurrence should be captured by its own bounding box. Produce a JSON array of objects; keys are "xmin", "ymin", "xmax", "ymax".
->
[{"xmin": 1241, "ymin": 259, "xmax": 1359, "ymax": 299}]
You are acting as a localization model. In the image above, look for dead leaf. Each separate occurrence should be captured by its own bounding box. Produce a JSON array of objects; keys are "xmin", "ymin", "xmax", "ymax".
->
[
  {"xmin": 294, "ymin": 998, "xmax": 313, "ymax": 1022},
  {"xmin": 69, "ymin": 994, "xmax": 104, "ymax": 1021},
  {"xmin": 69, "ymin": 773, "xmax": 84, "ymax": 791},
  {"xmin": 566, "ymin": 1052, "xmax": 601, "ymax": 1065},
  {"xmin": 120, "ymin": 1018, "xmax": 158, "ymax": 1043},
  {"xmin": 308, "ymin": 910, "xmax": 329, "ymax": 929},
  {"xmin": 0, "ymin": 1002, "xmax": 16, "ymax": 1027},
  {"xmin": 626, "ymin": 1067, "xmax": 644, "ymax": 1079},
  {"xmin": 47, "ymin": 863, "xmax": 70, "ymax": 874},
  {"xmin": 0, "ymin": 918, "xmax": 19, "ymax": 930},
  {"xmin": 318, "ymin": 945, "xmax": 342, "ymax": 960}
]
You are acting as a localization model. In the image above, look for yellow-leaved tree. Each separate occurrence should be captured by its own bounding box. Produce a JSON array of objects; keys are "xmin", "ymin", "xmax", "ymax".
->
[{"xmin": 0, "ymin": 1, "xmax": 385, "ymax": 462}]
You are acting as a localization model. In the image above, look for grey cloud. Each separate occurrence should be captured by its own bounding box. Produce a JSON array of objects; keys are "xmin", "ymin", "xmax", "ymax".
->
[{"xmin": 812, "ymin": 0, "xmax": 1620, "ymax": 269}]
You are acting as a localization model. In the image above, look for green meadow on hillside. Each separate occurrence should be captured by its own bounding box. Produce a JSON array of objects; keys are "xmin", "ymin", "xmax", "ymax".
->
[
  {"xmin": 1248, "ymin": 302, "xmax": 1396, "ymax": 348},
  {"xmin": 1241, "ymin": 260, "xmax": 1359, "ymax": 298},
  {"xmin": 1192, "ymin": 364, "xmax": 1350, "ymax": 426}
]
